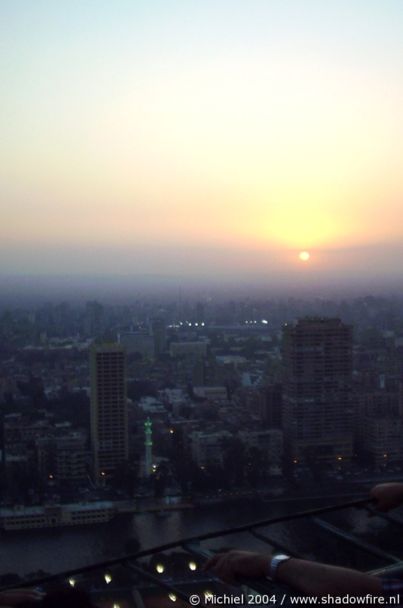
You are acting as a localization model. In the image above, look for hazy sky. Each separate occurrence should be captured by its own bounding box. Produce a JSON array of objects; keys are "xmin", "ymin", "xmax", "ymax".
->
[{"xmin": 1, "ymin": 1, "xmax": 403, "ymax": 284}]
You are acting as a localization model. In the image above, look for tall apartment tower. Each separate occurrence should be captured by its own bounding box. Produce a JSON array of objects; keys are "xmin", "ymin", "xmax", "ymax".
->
[
  {"xmin": 151, "ymin": 318, "xmax": 166, "ymax": 357},
  {"xmin": 282, "ymin": 318, "xmax": 353, "ymax": 464},
  {"xmin": 90, "ymin": 343, "xmax": 128, "ymax": 479}
]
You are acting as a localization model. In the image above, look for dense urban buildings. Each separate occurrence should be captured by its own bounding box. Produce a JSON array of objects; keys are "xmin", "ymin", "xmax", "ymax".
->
[{"xmin": 1, "ymin": 294, "xmax": 403, "ymax": 511}]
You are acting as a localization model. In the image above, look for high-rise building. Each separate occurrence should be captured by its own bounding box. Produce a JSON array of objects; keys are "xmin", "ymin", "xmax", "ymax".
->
[
  {"xmin": 282, "ymin": 318, "xmax": 353, "ymax": 464},
  {"xmin": 151, "ymin": 318, "xmax": 166, "ymax": 357},
  {"xmin": 356, "ymin": 390, "xmax": 402, "ymax": 468},
  {"xmin": 260, "ymin": 383, "xmax": 283, "ymax": 428},
  {"xmin": 85, "ymin": 300, "xmax": 104, "ymax": 336},
  {"xmin": 90, "ymin": 344, "xmax": 128, "ymax": 479}
]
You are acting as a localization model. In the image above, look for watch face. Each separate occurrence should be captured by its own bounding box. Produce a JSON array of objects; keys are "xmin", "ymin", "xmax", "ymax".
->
[{"xmin": 270, "ymin": 555, "xmax": 291, "ymax": 580}]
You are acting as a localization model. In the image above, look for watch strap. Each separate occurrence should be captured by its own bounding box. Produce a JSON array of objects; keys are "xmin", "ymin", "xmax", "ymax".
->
[{"xmin": 268, "ymin": 554, "xmax": 291, "ymax": 581}]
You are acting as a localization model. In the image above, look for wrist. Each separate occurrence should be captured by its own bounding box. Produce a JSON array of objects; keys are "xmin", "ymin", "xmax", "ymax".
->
[
  {"xmin": 260, "ymin": 555, "xmax": 272, "ymax": 578},
  {"xmin": 268, "ymin": 554, "xmax": 292, "ymax": 581}
]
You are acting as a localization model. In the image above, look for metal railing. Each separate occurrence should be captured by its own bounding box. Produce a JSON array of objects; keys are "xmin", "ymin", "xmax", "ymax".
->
[{"xmin": 2, "ymin": 496, "xmax": 403, "ymax": 607}]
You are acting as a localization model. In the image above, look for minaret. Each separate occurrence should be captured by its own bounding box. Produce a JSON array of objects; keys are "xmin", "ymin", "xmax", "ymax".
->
[{"xmin": 144, "ymin": 418, "xmax": 153, "ymax": 477}]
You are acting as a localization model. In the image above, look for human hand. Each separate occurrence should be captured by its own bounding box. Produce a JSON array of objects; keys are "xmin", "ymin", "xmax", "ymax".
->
[
  {"xmin": 370, "ymin": 483, "xmax": 403, "ymax": 512},
  {"xmin": 0, "ymin": 588, "xmax": 44, "ymax": 606},
  {"xmin": 204, "ymin": 550, "xmax": 270, "ymax": 585}
]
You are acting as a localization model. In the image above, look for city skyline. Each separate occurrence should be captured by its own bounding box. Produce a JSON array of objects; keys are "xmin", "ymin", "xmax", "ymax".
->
[{"xmin": 1, "ymin": 1, "xmax": 403, "ymax": 287}]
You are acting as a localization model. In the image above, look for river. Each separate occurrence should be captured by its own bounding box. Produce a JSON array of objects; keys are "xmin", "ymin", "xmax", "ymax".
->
[{"xmin": 0, "ymin": 495, "xmax": 394, "ymax": 578}]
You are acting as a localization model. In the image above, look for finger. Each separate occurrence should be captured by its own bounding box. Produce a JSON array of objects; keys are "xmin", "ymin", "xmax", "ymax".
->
[
  {"xmin": 0, "ymin": 591, "xmax": 44, "ymax": 604},
  {"xmin": 216, "ymin": 563, "xmax": 237, "ymax": 585},
  {"xmin": 209, "ymin": 556, "xmax": 229, "ymax": 580},
  {"xmin": 203, "ymin": 553, "xmax": 222, "ymax": 571},
  {"xmin": 4, "ymin": 590, "xmax": 44, "ymax": 596},
  {"xmin": 210, "ymin": 555, "xmax": 237, "ymax": 585}
]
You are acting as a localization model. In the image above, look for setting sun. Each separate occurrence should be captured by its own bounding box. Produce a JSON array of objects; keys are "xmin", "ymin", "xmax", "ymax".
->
[{"xmin": 1, "ymin": 1, "xmax": 403, "ymax": 282}]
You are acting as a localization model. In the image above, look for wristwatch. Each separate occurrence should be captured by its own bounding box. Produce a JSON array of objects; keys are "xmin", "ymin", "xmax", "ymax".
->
[{"xmin": 267, "ymin": 554, "xmax": 292, "ymax": 581}]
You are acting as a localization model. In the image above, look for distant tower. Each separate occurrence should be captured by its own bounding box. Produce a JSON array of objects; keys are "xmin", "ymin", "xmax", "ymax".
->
[
  {"xmin": 151, "ymin": 318, "xmax": 166, "ymax": 357},
  {"xmin": 90, "ymin": 343, "xmax": 128, "ymax": 481},
  {"xmin": 143, "ymin": 418, "xmax": 153, "ymax": 477},
  {"xmin": 85, "ymin": 301, "xmax": 104, "ymax": 336},
  {"xmin": 196, "ymin": 301, "xmax": 205, "ymax": 323}
]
